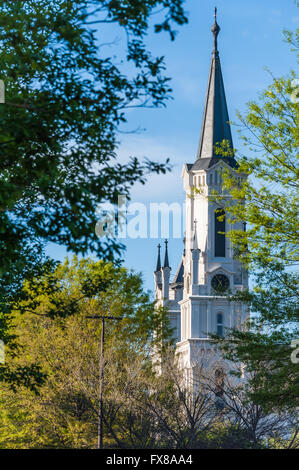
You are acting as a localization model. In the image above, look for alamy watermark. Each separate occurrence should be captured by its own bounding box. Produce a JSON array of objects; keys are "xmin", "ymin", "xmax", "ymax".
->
[
  {"xmin": 95, "ymin": 195, "xmax": 186, "ymax": 240},
  {"xmin": 290, "ymin": 339, "xmax": 299, "ymax": 364}
]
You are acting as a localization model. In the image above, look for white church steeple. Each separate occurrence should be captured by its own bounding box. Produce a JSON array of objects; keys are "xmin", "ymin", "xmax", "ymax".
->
[
  {"xmin": 197, "ymin": 7, "xmax": 234, "ymax": 161},
  {"xmin": 154, "ymin": 10, "xmax": 249, "ymax": 381}
]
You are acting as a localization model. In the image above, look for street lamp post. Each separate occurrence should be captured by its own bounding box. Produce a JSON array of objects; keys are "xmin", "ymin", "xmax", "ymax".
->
[{"xmin": 86, "ymin": 314, "xmax": 121, "ymax": 449}]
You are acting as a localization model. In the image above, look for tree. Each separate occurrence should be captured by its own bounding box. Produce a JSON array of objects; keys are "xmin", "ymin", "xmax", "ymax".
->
[
  {"xmin": 0, "ymin": 0, "xmax": 187, "ymax": 263},
  {"xmin": 0, "ymin": 256, "xmax": 173, "ymax": 448},
  {"xmin": 0, "ymin": 0, "xmax": 188, "ymax": 388},
  {"xmin": 213, "ymin": 27, "xmax": 299, "ymax": 411},
  {"xmin": 2, "ymin": 281, "xmax": 296, "ymax": 449},
  {"xmin": 141, "ymin": 352, "xmax": 297, "ymax": 449},
  {"xmin": 0, "ymin": 249, "xmax": 54, "ymax": 392},
  {"xmin": 204, "ymin": 365, "xmax": 298, "ymax": 449}
]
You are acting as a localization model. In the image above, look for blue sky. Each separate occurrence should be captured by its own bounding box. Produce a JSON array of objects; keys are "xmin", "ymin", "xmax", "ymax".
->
[{"xmin": 47, "ymin": 0, "xmax": 298, "ymax": 295}]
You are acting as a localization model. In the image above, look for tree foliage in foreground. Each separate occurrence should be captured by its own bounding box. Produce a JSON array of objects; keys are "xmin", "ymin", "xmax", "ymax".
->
[
  {"xmin": 213, "ymin": 28, "xmax": 299, "ymax": 412},
  {"xmin": 0, "ymin": 256, "xmax": 171, "ymax": 447},
  {"xmin": 0, "ymin": 316, "xmax": 297, "ymax": 448},
  {"xmin": 0, "ymin": 256, "xmax": 172, "ymax": 389},
  {"xmin": 0, "ymin": 0, "xmax": 187, "ymax": 387},
  {"xmin": 0, "ymin": 258, "xmax": 297, "ymax": 449},
  {"xmin": 0, "ymin": 0, "xmax": 187, "ymax": 268}
]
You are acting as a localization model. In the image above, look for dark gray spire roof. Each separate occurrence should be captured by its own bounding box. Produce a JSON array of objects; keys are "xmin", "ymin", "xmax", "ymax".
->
[
  {"xmin": 192, "ymin": 156, "xmax": 238, "ymax": 171},
  {"xmin": 155, "ymin": 243, "xmax": 161, "ymax": 272},
  {"xmin": 171, "ymin": 258, "xmax": 184, "ymax": 287},
  {"xmin": 195, "ymin": 10, "xmax": 235, "ymax": 167},
  {"xmin": 163, "ymin": 239, "xmax": 170, "ymax": 268}
]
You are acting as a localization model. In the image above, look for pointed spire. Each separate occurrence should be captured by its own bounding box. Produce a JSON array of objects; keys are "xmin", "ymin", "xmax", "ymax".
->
[
  {"xmin": 163, "ymin": 239, "xmax": 170, "ymax": 268},
  {"xmin": 155, "ymin": 243, "xmax": 161, "ymax": 272},
  {"xmin": 196, "ymin": 8, "xmax": 234, "ymax": 161},
  {"xmin": 171, "ymin": 257, "xmax": 184, "ymax": 287}
]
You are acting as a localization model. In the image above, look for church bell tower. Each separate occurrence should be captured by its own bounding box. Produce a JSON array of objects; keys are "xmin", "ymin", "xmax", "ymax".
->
[{"xmin": 154, "ymin": 10, "xmax": 249, "ymax": 381}]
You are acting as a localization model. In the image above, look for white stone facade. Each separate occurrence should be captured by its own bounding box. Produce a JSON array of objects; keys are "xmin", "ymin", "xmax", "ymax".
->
[{"xmin": 154, "ymin": 16, "xmax": 249, "ymax": 382}]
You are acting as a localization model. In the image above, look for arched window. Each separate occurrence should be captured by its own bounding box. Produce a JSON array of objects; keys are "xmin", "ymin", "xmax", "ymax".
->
[
  {"xmin": 214, "ymin": 208, "xmax": 225, "ymax": 257},
  {"xmin": 217, "ymin": 313, "xmax": 223, "ymax": 336}
]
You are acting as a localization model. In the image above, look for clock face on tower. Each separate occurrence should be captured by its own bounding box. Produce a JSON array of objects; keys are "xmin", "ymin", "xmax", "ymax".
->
[{"xmin": 211, "ymin": 274, "xmax": 230, "ymax": 293}]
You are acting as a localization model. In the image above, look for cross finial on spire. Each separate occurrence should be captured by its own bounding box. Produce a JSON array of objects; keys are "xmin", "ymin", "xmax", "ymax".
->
[
  {"xmin": 211, "ymin": 6, "xmax": 220, "ymax": 53},
  {"xmin": 163, "ymin": 239, "xmax": 170, "ymax": 268}
]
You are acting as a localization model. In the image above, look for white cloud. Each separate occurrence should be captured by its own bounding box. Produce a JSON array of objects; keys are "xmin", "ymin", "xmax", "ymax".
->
[{"xmin": 116, "ymin": 134, "xmax": 188, "ymax": 202}]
